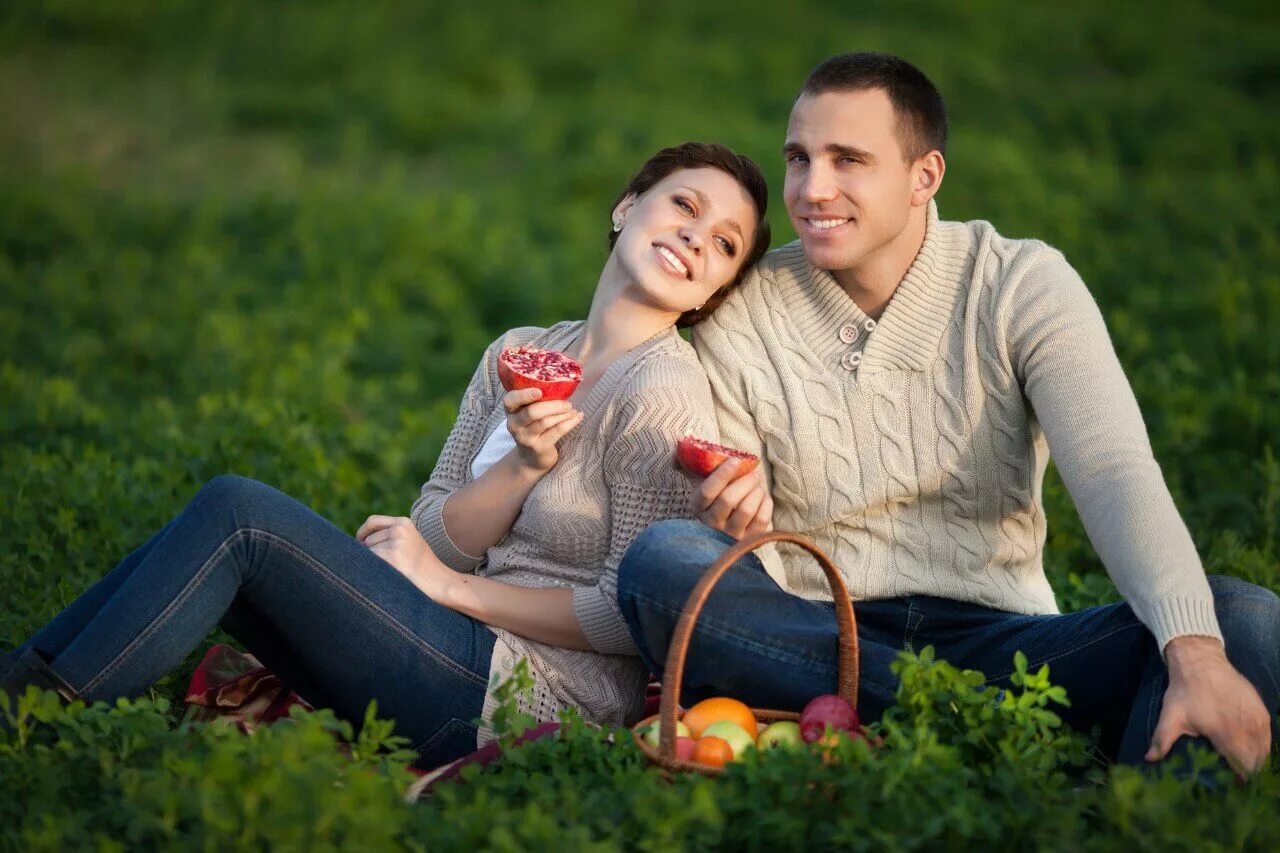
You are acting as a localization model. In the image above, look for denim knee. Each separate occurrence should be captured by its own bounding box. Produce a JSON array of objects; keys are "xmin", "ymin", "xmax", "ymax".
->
[
  {"xmin": 616, "ymin": 519, "xmax": 732, "ymax": 608},
  {"xmin": 1208, "ymin": 575, "xmax": 1280, "ymax": 643}
]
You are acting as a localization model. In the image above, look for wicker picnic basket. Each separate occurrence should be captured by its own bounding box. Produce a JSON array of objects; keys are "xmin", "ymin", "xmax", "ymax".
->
[{"xmin": 630, "ymin": 530, "xmax": 861, "ymax": 776}]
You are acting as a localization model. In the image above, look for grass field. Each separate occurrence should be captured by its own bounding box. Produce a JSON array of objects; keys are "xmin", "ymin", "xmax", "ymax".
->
[{"xmin": 2, "ymin": 0, "xmax": 1279, "ymax": 847}]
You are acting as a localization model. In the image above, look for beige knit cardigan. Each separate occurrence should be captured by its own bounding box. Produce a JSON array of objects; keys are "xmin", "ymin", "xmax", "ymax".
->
[
  {"xmin": 693, "ymin": 200, "xmax": 1223, "ymax": 654},
  {"xmin": 411, "ymin": 321, "xmax": 717, "ymax": 742}
]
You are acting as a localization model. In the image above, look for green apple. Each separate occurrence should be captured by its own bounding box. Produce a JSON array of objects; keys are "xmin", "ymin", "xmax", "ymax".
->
[
  {"xmin": 700, "ymin": 720, "xmax": 756, "ymax": 760},
  {"xmin": 756, "ymin": 720, "xmax": 804, "ymax": 750},
  {"xmin": 637, "ymin": 719, "xmax": 691, "ymax": 750}
]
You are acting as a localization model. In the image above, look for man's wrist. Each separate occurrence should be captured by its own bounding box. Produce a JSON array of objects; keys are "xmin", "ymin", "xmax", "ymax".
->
[{"xmin": 1164, "ymin": 634, "xmax": 1227, "ymax": 679}]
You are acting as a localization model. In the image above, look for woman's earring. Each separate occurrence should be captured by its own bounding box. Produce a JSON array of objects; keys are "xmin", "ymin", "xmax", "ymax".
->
[{"xmin": 612, "ymin": 220, "xmax": 622, "ymax": 232}]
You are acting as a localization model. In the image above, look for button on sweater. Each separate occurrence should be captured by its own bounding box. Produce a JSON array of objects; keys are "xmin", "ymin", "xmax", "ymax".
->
[{"xmin": 692, "ymin": 201, "xmax": 1223, "ymax": 654}]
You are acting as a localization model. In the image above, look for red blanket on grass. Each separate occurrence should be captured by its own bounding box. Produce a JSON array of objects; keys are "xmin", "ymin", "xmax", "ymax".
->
[{"xmin": 183, "ymin": 644, "xmax": 661, "ymax": 798}]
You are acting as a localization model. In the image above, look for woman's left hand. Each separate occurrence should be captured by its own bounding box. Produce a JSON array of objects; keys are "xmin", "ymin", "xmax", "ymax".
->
[{"xmin": 356, "ymin": 515, "xmax": 454, "ymax": 601}]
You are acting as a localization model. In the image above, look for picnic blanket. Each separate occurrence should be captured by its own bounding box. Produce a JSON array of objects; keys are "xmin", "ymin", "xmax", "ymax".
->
[{"xmin": 183, "ymin": 644, "xmax": 653, "ymax": 799}]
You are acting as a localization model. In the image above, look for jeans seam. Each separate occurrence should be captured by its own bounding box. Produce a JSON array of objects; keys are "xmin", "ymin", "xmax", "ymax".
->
[
  {"xmin": 82, "ymin": 529, "xmax": 241, "ymax": 695},
  {"xmin": 904, "ymin": 602, "xmax": 924, "ymax": 650},
  {"xmin": 84, "ymin": 527, "xmax": 489, "ymax": 696},
  {"xmin": 415, "ymin": 717, "xmax": 478, "ymax": 754},
  {"xmin": 982, "ymin": 621, "xmax": 1146, "ymax": 685},
  {"xmin": 253, "ymin": 530, "xmax": 490, "ymax": 689}
]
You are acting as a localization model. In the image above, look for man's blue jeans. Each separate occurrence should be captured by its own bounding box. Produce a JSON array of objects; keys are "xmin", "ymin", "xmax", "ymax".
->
[
  {"xmin": 617, "ymin": 520, "xmax": 1280, "ymax": 774},
  {"xmin": 6, "ymin": 475, "xmax": 495, "ymax": 768}
]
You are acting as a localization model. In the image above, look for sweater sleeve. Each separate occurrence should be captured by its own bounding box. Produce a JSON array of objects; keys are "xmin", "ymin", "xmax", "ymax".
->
[
  {"xmin": 409, "ymin": 337, "xmax": 503, "ymax": 574},
  {"xmin": 1004, "ymin": 248, "xmax": 1222, "ymax": 653},
  {"xmin": 570, "ymin": 354, "xmax": 720, "ymax": 655},
  {"xmin": 692, "ymin": 286, "xmax": 787, "ymax": 582}
]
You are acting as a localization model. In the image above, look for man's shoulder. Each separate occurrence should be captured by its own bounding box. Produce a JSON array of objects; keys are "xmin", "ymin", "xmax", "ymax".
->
[{"xmin": 956, "ymin": 215, "xmax": 1076, "ymax": 293}]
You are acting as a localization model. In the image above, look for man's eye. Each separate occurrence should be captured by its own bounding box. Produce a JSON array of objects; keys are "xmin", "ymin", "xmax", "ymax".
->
[
  {"xmin": 715, "ymin": 236, "xmax": 737, "ymax": 257},
  {"xmin": 786, "ymin": 153, "xmax": 808, "ymax": 165}
]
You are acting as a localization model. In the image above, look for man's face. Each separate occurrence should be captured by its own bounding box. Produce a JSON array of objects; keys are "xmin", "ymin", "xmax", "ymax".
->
[{"xmin": 783, "ymin": 88, "xmax": 918, "ymax": 274}]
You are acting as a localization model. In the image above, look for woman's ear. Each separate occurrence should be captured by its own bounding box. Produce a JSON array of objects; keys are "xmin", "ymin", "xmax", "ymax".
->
[{"xmin": 611, "ymin": 193, "xmax": 637, "ymax": 231}]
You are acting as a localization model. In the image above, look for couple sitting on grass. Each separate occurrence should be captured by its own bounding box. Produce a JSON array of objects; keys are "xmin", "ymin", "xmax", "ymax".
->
[{"xmin": 5, "ymin": 52, "xmax": 1278, "ymax": 782}]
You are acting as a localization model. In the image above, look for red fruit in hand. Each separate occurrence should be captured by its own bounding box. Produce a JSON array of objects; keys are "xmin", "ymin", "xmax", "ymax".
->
[
  {"xmin": 675, "ymin": 435, "xmax": 759, "ymax": 479},
  {"xmin": 497, "ymin": 347, "xmax": 583, "ymax": 401},
  {"xmin": 798, "ymin": 694, "xmax": 861, "ymax": 744}
]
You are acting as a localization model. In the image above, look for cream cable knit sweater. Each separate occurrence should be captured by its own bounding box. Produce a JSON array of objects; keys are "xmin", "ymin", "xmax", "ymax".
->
[
  {"xmin": 411, "ymin": 321, "xmax": 717, "ymax": 742},
  {"xmin": 693, "ymin": 201, "xmax": 1223, "ymax": 654}
]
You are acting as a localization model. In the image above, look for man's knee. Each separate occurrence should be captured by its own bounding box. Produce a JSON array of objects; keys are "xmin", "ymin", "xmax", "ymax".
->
[
  {"xmin": 617, "ymin": 519, "xmax": 732, "ymax": 610},
  {"xmin": 1207, "ymin": 575, "xmax": 1280, "ymax": 678}
]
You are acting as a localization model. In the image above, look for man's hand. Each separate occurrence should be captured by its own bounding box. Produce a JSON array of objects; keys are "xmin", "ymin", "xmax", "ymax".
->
[
  {"xmin": 690, "ymin": 458, "xmax": 772, "ymax": 540},
  {"xmin": 1146, "ymin": 635, "xmax": 1272, "ymax": 777},
  {"xmin": 356, "ymin": 515, "xmax": 455, "ymax": 602}
]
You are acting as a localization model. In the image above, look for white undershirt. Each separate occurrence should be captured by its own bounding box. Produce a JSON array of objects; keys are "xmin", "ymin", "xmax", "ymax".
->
[{"xmin": 470, "ymin": 422, "xmax": 518, "ymax": 480}]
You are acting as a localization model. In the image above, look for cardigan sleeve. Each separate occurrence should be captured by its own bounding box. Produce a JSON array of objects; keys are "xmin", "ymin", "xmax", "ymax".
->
[
  {"xmin": 570, "ymin": 354, "xmax": 720, "ymax": 655},
  {"xmin": 409, "ymin": 336, "xmax": 504, "ymax": 574},
  {"xmin": 1004, "ymin": 248, "xmax": 1222, "ymax": 653}
]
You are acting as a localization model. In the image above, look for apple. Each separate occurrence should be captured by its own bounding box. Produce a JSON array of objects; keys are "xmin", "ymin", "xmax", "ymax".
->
[
  {"xmin": 799, "ymin": 694, "xmax": 861, "ymax": 743},
  {"xmin": 637, "ymin": 719, "xmax": 691, "ymax": 750},
  {"xmin": 700, "ymin": 720, "xmax": 756, "ymax": 760},
  {"xmin": 675, "ymin": 736, "xmax": 697, "ymax": 761},
  {"xmin": 757, "ymin": 720, "xmax": 805, "ymax": 750}
]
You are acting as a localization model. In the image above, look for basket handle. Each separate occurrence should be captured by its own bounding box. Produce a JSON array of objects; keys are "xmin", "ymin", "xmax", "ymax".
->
[{"xmin": 657, "ymin": 530, "xmax": 860, "ymax": 758}]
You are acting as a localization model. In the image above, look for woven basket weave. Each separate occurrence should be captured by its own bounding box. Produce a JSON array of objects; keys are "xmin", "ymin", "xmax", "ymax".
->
[{"xmin": 631, "ymin": 530, "xmax": 860, "ymax": 775}]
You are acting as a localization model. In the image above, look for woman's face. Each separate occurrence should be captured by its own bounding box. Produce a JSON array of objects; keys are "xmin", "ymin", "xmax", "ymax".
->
[{"xmin": 610, "ymin": 167, "xmax": 758, "ymax": 315}]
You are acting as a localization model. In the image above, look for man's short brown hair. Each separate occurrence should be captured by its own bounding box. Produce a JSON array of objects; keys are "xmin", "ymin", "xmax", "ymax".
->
[{"xmin": 800, "ymin": 52, "xmax": 948, "ymax": 162}]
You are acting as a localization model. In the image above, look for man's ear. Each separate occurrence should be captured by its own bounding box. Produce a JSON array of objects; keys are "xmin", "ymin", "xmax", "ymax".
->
[
  {"xmin": 611, "ymin": 193, "xmax": 637, "ymax": 229},
  {"xmin": 910, "ymin": 151, "xmax": 945, "ymax": 207}
]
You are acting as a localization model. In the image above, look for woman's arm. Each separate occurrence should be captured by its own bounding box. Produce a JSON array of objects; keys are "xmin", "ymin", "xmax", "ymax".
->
[
  {"xmin": 358, "ymin": 515, "xmax": 593, "ymax": 649},
  {"xmin": 439, "ymin": 388, "xmax": 583, "ymax": 558}
]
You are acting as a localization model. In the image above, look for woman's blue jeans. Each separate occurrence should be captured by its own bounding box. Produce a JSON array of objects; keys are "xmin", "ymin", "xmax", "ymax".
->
[
  {"xmin": 7, "ymin": 475, "xmax": 495, "ymax": 768},
  {"xmin": 617, "ymin": 520, "xmax": 1280, "ymax": 777}
]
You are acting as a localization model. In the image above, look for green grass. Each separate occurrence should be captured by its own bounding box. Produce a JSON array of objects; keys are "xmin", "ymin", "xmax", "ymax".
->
[{"xmin": 2, "ymin": 0, "xmax": 1278, "ymax": 846}]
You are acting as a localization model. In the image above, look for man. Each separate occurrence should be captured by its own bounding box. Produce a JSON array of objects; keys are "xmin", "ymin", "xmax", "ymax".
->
[{"xmin": 616, "ymin": 52, "xmax": 1279, "ymax": 778}]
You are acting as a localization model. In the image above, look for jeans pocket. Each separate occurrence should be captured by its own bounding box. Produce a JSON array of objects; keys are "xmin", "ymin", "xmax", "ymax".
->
[{"xmin": 412, "ymin": 717, "xmax": 480, "ymax": 768}]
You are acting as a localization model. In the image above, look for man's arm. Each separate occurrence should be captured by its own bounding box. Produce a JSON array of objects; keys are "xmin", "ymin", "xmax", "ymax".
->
[{"xmin": 1005, "ymin": 248, "xmax": 1268, "ymax": 774}]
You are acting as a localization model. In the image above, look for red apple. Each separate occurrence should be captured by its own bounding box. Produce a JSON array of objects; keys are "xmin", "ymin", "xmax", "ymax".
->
[{"xmin": 799, "ymin": 694, "xmax": 861, "ymax": 743}]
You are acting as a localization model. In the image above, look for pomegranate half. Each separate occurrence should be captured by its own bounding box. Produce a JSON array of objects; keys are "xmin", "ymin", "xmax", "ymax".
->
[
  {"xmin": 497, "ymin": 346, "xmax": 583, "ymax": 401},
  {"xmin": 675, "ymin": 435, "xmax": 759, "ymax": 479}
]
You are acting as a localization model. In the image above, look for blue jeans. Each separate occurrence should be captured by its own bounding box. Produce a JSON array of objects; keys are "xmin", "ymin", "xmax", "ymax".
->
[
  {"xmin": 7, "ymin": 475, "xmax": 495, "ymax": 768},
  {"xmin": 617, "ymin": 520, "xmax": 1280, "ymax": 775}
]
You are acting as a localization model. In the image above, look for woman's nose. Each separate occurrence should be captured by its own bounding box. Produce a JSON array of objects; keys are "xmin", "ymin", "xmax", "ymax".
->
[{"xmin": 679, "ymin": 225, "xmax": 705, "ymax": 251}]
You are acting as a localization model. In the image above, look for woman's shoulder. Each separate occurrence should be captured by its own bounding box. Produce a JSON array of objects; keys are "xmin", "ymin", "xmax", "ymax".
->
[{"xmin": 623, "ymin": 330, "xmax": 708, "ymax": 391}]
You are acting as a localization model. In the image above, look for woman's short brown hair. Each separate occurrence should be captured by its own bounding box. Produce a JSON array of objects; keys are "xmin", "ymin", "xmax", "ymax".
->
[{"xmin": 607, "ymin": 142, "xmax": 771, "ymax": 327}]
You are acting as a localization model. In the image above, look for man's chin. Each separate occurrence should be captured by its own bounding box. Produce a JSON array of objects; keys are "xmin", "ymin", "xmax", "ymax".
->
[{"xmin": 799, "ymin": 239, "xmax": 859, "ymax": 274}]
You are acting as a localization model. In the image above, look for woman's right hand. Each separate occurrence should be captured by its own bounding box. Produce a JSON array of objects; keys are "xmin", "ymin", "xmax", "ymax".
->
[{"xmin": 504, "ymin": 388, "xmax": 585, "ymax": 474}]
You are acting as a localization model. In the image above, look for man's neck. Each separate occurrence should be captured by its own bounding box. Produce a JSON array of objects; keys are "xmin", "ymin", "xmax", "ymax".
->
[{"xmin": 830, "ymin": 207, "xmax": 928, "ymax": 319}]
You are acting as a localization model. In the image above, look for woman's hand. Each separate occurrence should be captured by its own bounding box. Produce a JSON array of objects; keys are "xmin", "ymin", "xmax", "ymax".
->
[
  {"xmin": 503, "ymin": 388, "xmax": 584, "ymax": 473},
  {"xmin": 356, "ymin": 515, "xmax": 456, "ymax": 602}
]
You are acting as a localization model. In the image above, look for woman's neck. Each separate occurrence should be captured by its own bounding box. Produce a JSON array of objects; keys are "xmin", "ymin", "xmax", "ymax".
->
[{"xmin": 565, "ymin": 265, "xmax": 679, "ymax": 380}]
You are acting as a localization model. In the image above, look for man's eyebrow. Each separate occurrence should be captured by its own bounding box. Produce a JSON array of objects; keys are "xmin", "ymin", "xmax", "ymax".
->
[
  {"xmin": 782, "ymin": 141, "xmax": 875, "ymax": 163},
  {"xmin": 681, "ymin": 186, "xmax": 744, "ymax": 239}
]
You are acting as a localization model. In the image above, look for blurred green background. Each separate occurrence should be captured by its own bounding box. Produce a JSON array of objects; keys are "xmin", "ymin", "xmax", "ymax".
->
[{"xmin": 2, "ymin": 0, "xmax": 1277, "ymax": 703}]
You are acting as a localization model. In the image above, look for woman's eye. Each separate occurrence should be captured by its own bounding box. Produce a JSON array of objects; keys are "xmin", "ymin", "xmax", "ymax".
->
[
  {"xmin": 716, "ymin": 236, "xmax": 736, "ymax": 257},
  {"xmin": 675, "ymin": 197, "xmax": 695, "ymax": 214}
]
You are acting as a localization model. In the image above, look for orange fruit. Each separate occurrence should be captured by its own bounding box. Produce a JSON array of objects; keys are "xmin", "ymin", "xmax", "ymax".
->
[
  {"xmin": 681, "ymin": 697, "xmax": 758, "ymax": 739},
  {"xmin": 692, "ymin": 736, "xmax": 734, "ymax": 768}
]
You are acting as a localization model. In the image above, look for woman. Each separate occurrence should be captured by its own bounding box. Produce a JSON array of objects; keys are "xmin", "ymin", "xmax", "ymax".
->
[{"xmin": 1, "ymin": 142, "xmax": 771, "ymax": 768}]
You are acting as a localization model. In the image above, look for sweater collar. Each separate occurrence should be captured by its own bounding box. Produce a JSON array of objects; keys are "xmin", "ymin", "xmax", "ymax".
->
[{"xmin": 778, "ymin": 200, "xmax": 972, "ymax": 376}]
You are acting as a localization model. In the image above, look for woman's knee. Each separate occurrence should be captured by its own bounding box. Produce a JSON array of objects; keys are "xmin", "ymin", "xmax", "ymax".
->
[{"xmin": 190, "ymin": 474, "xmax": 284, "ymax": 529}]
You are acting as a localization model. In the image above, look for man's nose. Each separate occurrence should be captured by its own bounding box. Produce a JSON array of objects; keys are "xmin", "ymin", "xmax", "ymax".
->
[{"xmin": 801, "ymin": 166, "xmax": 838, "ymax": 203}]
